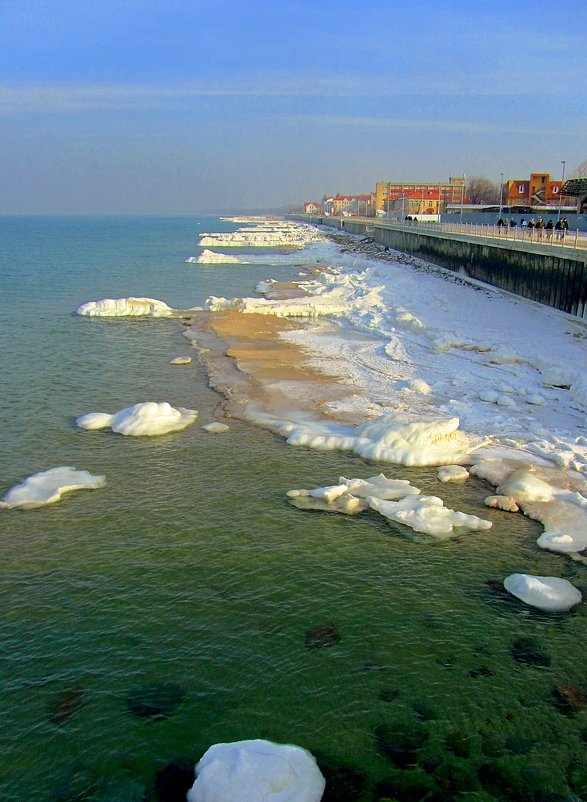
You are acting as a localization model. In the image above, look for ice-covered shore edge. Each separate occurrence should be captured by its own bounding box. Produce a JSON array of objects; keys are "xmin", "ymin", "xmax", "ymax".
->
[{"xmin": 187, "ymin": 220, "xmax": 587, "ymax": 571}]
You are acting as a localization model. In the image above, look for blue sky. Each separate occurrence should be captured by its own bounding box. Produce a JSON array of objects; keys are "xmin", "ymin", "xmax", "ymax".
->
[{"xmin": 1, "ymin": 0, "xmax": 585, "ymax": 213}]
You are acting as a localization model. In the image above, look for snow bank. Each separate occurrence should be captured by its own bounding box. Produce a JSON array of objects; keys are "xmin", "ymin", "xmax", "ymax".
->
[
  {"xmin": 76, "ymin": 402, "xmax": 198, "ymax": 436},
  {"xmin": 187, "ymin": 739, "xmax": 325, "ymax": 802},
  {"xmin": 283, "ymin": 414, "xmax": 476, "ymax": 467},
  {"xmin": 76, "ymin": 297, "xmax": 174, "ymax": 317},
  {"xmin": 0, "ymin": 467, "xmax": 105, "ymax": 510},
  {"xmin": 503, "ymin": 573, "xmax": 582, "ymax": 612}
]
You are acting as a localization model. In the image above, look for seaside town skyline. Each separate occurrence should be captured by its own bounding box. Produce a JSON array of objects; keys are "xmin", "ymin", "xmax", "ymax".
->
[
  {"xmin": 1, "ymin": 0, "xmax": 585, "ymax": 215},
  {"xmin": 303, "ymin": 165, "xmax": 587, "ymax": 219}
]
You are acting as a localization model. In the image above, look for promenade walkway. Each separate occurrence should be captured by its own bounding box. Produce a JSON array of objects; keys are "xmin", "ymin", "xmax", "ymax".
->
[{"xmin": 355, "ymin": 217, "xmax": 586, "ymax": 257}]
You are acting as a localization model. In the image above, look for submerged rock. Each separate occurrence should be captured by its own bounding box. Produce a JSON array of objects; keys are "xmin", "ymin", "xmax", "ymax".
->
[
  {"xmin": 552, "ymin": 684, "xmax": 587, "ymax": 716},
  {"xmin": 374, "ymin": 721, "xmax": 429, "ymax": 768},
  {"xmin": 373, "ymin": 769, "xmax": 436, "ymax": 801},
  {"xmin": 48, "ymin": 687, "xmax": 85, "ymax": 725},
  {"xmin": 510, "ymin": 637, "xmax": 551, "ymax": 667},
  {"xmin": 126, "ymin": 681, "xmax": 186, "ymax": 719},
  {"xmin": 152, "ymin": 758, "xmax": 196, "ymax": 802},
  {"xmin": 314, "ymin": 754, "xmax": 367, "ymax": 802},
  {"xmin": 305, "ymin": 624, "xmax": 340, "ymax": 649}
]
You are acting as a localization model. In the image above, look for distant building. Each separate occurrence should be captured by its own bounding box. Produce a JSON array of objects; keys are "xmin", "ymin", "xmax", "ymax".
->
[
  {"xmin": 321, "ymin": 194, "xmax": 374, "ymax": 216},
  {"xmin": 304, "ymin": 201, "xmax": 322, "ymax": 215},
  {"xmin": 388, "ymin": 189, "xmax": 446, "ymax": 216},
  {"xmin": 375, "ymin": 177, "xmax": 466, "ymax": 214},
  {"xmin": 504, "ymin": 172, "xmax": 571, "ymax": 208}
]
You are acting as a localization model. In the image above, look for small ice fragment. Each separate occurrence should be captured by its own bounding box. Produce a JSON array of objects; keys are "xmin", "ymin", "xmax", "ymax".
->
[
  {"xmin": 309, "ymin": 484, "xmax": 348, "ymax": 502},
  {"xmin": 497, "ymin": 394, "xmax": 516, "ymax": 407},
  {"xmin": 368, "ymin": 494, "xmax": 492, "ymax": 536},
  {"xmin": 485, "ymin": 495, "xmax": 520, "ymax": 513},
  {"xmin": 0, "ymin": 467, "xmax": 105, "ymax": 510},
  {"xmin": 437, "ymin": 465, "xmax": 469, "ymax": 482},
  {"xmin": 503, "ymin": 573, "xmax": 582, "ymax": 612},
  {"xmin": 340, "ymin": 473, "xmax": 420, "ymax": 500},
  {"xmin": 480, "ymin": 390, "xmax": 498, "ymax": 403},
  {"xmin": 408, "ymin": 379, "xmax": 431, "ymax": 395},
  {"xmin": 76, "ymin": 297, "xmax": 173, "ymax": 317},
  {"xmin": 202, "ymin": 422, "xmax": 229, "ymax": 433},
  {"xmin": 526, "ymin": 394, "xmax": 545, "ymax": 406},
  {"xmin": 170, "ymin": 356, "xmax": 192, "ymax": 365}
]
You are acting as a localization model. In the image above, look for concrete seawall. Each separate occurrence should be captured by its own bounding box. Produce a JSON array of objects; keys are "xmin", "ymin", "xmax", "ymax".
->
[{"xmin": 302, "ymin": 216, "xmax": 587, "ymax": 319}]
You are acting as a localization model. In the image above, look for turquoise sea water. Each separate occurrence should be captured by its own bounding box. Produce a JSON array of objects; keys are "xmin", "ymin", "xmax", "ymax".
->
[{"xmin": 0, "ymin": 217, "xmax": 586, "ymax": 802}]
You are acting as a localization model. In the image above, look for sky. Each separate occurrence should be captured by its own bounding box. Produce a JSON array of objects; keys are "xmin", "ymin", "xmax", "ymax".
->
[{"xmin": 1, "ymin": 0, "xmax": 586, "ymax": 214}]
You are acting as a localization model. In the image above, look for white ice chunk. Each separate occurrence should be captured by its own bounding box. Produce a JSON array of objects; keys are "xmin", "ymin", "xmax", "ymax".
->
[
  {"xmin": 479, "ymin": 390, "xmax": 499, "ymax": 403},
  {"xmin": 352, "ymin": 414, "xmax": 474, "ymax": 467},
  {"xmin": 485, "ymin": 495, "xmax": 520, "ymax": 512},
  {"xmin": 202, "ymin": 422, "xmax": 230, "ymax": 433},
  {"xmin": 76, "ymin": 412, "xmax": 114, "ymax": 430},
  {"xmin": 309, "ymin": 483, "xmax": 349, "ymax": 502},
  {"xmin": 194, "ymin": 249, "xmax": 242, "ymax": 264},
  {"xmin": 497, "ymin": 472, "xmax": 555, "ymax": 503},
  {"xmin": 340, "ymin": 473, "xmax": 421, "ymax": 500},
  {"xmin": 77, "ymin": 402, "xmax": 198, "ymax": 436},
  {"xmin": 187, "ymin": 739, "xmax": 325, "ymax": 802},
  {"xmin": 170, "ymin": 356, "xmax": 192, "ymax": 365},
  {"xmin": 503, "ymin": 573, "xmax": 582, "ymax": 612},
  {"xmin": 408, "ymin": 379, "xmax": 431, "ymax": 395},
  {"xmin": 0, "ymin": 467, "xmax": 105, "ymax": 510},
  {"xmin": 367, "ymin": 494, "xmax": 492, "ymax": 536},
  {"xmin": 526, "ymin": 394, "xmax": 545, "ymax": 406},
  {"xmin": 289, "ymin": 494, "xmax": 368, "ymax": 515},
  {"xmin": 570, "ymin": 379, "xmax": 587, "ymax": 412},
  {"xmin": 437, "ymin": 465, "xmax": 469, "ymax": 482},
  {"xmin": 76, "ymin": 297, "xmax": 173, "ymax": 317}
]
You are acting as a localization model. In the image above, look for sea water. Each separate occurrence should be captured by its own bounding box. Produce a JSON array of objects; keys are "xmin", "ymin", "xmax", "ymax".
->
[{"xmin": 0, "ymin": 217, "xmax": 585, "ymax": 801}]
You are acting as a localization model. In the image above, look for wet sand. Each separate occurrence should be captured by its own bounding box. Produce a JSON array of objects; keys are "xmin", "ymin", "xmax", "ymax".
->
[{"xmin": 187, "ymin": 308, "xmax": 368, "ymax": 427}]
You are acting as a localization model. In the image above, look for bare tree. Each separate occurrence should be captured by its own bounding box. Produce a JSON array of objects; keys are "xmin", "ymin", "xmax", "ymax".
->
[
  {"xmin": 466, "ymin": 176, "xmax": 500, "ymax": 204},
  {"xmin": 571, "ymin": 160, "xmax": 587, "ymax": 179}
]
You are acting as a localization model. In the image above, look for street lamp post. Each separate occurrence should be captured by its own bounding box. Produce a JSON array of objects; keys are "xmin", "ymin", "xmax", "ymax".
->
[
  {"xmin": 498, "ymin": 172, "xmax": 504, "ymax": 221},
  {"xmin": 557, "ymin": 161, "xmax": 566, "ymax": 223},
  {"xmin": 460, "ymin": 174, "xmax": 465, "ymax": 223}
]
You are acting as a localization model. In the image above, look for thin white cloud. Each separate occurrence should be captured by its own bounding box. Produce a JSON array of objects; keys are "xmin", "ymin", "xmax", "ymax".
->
[
  {"xmin": 0, "ymin": 74, "xmax": 568, "ymax": 115},
  {"xmin": 284, "ymin": 114, "xmax": 558, "ymax": 136}
]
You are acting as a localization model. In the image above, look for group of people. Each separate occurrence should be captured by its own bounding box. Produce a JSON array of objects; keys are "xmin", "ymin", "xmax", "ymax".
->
[{"xmin": 497, "ymin": 217, "xmax": 569, "ymax": 241}]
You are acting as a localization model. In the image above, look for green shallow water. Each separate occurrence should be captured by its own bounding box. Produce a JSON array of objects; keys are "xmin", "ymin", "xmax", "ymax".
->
[{"xmin": 0, "ymin": 218, "xmax": 586, "ymax": 801}]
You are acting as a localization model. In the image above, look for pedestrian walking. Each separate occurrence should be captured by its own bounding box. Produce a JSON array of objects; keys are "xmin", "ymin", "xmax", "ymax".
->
[{"xmin": 536, "ymin": 218, "xmax": 545, "ymax": 240}]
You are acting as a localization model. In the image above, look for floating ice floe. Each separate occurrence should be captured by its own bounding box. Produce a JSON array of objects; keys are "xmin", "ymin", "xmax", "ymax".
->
[
  {"xmin": 170, "ymin": 356, "xmax": 192, "ymax": 364},
  {"xmin": 367, "ymin": 494, "xmax": 492, "ymax": 537},
  {"xmin": 0, "ymin": 467, "xmax": 105, "ymax": 510},
  {"xmin": 187, "ymin": 739, "xmax": 325, "ymax": 802},
  {"xmin": 503, "ymin": 573, "xmax": 582, "ymax": 612},
  {"xmin": 286, "ymin": 473, "xmax": 419, "ymax": 515},
  {"xmin": 437, "ymin": 465, "xmax": 470, "ymax": 482},
  {"xmin": 202, "ymin": 422, "xmax": 229, "ymax": 433},
  {"xmin": 76, "ymin": 402, "xmax": 198, "ymax": 436},
  {"xmin": 76, "ymin": 297, "xmax": 174, "ymax": 317}
]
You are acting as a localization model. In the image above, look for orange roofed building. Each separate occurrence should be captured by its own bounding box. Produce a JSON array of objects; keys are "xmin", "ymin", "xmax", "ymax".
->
[{"xmin": 504, "ymin": 172, "xmax": 570, "ymax": 207}]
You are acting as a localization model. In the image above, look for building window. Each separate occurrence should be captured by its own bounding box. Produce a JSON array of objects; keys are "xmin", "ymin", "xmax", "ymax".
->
[{"xmin": 519, "ymin": 185, "xmax": 525, "ymax": 193}]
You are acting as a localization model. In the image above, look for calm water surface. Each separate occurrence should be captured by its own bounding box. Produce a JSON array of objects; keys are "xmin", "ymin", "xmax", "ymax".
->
[{"xmin": 0, "ymin": 217, "xmax": 585, "ymax": 801}]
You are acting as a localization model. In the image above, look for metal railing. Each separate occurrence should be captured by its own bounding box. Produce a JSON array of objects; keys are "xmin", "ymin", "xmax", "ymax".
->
[{"xmin": 370, "ymin": 218, "xmax": 585, "ymax": 251}]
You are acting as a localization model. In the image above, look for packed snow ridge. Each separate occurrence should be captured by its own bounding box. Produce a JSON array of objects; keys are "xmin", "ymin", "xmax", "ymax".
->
[
  {"xmin": 76, "ymin": 402, "xmax": 198, "ymax": 436},
  {"xmin": 76, "ymin": 297, "xmax": 175, "ymax": 317},
  {"xmin": 0, "ymin": 467, "xmax": 105, "ymax": 510},
  {"xmin": 187, "ymin": 739, "xmax": 325, "ymax": 802}
]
